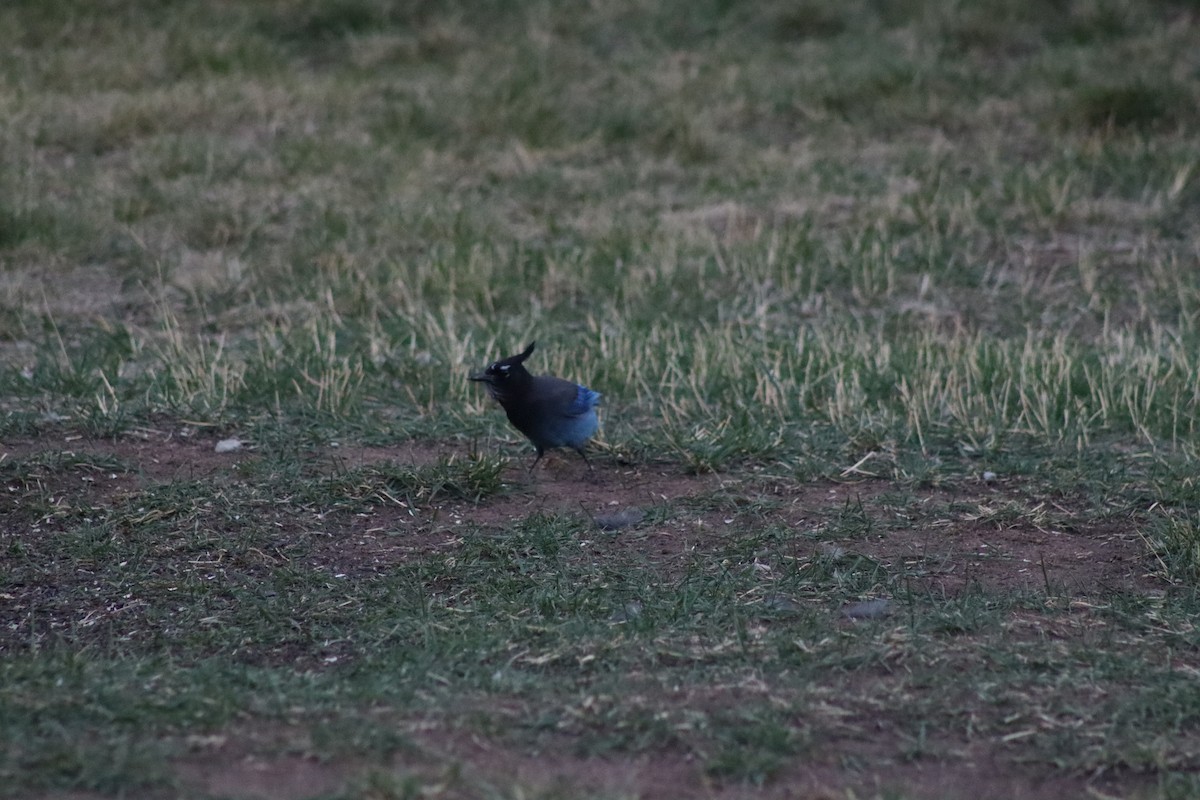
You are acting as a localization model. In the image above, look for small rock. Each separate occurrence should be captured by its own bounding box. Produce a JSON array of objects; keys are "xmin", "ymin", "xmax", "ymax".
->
[
  {"xmin": 595, "ymin": 508, "xmax": 645, "ymax": 531},
  {"xmin": 842, "ymin": 598, "xmax": 892, "ymax": 620},
  {"xmin": 214, "ymin": 438, "xmax": 243, "ymax": 454},
  {"xmin": 184, "ymin": 734, "xmax": 227, "ymax": 750},
  {"xmin": 762, "ymin": 595, "xmax": 803, "ymax": 614},
  {"xmin": 982, "ymin": 471, "xmax": 997, "ymax": 482},
  {"xmin": 609, "ymin": 601, "xmax": 643, "ymax": 622},
  {"xmin": 817, "ymin": 542, "xmax": 847, "ymax": 559}
]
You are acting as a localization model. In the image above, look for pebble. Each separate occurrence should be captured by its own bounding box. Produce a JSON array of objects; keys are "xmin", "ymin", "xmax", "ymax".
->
[
  {"xmin": 595, "ymin": 508, "xmax": 645, "ymax": 531},
  {"xmin": 842, "ymin": 598, "xmax": 892, "ymax": 620},
  {"xmin": 609, "ymin": 601, "xmax": 643, "ymax": 622}
]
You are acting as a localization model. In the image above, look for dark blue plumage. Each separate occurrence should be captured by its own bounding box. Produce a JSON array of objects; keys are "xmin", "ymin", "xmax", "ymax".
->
[{"xmin": 470, "ymin": 342, "xmax": 600, "ymax": 469}]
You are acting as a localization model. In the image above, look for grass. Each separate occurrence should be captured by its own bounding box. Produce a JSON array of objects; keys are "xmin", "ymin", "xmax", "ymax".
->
[{"xmin": 2, "ymin": 0, "xmax": 1200, "ymax": 797}]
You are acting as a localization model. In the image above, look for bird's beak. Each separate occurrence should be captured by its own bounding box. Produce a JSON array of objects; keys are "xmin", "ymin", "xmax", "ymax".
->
[{"xmin": 469, "ymin": 370, "xmax": 491, "ymax": 383}]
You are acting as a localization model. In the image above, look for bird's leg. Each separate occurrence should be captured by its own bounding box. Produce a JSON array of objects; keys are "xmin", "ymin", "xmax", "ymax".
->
[
  {"xmin": 575, "ymin": 446, "xmax": 594, "ymax": 472},
  {"xmin": 529, "ymin": 447, "xmax": 545, "ymax": 472}
]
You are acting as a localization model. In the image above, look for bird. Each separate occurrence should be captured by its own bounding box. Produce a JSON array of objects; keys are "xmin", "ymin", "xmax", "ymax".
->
[{"xmin": 469, "ymin": 341, "xmax": 601, "ymax": 470}]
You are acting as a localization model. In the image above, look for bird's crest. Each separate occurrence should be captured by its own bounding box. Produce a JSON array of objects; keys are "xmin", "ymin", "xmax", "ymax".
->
[
  {"xmin": 471, "ymin": 342, "xmax": 536, "ymax": 386},
  {"xmin": 487, "ymin": 341, "xmax": 535, "ymax": 373}
]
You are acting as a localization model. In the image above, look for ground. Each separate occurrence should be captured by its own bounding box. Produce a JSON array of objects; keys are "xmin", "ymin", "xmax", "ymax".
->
[
  {"xmin": 3, "ymin": 3, "xmax": 1199, "ymax": 796},
  {"xmin": 5, "ymin": 430, "xmax": 1169, "ymax": 800}
]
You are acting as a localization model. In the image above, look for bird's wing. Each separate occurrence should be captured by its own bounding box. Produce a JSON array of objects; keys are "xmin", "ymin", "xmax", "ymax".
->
[
  {"xmin": 566, "ymin": 385, "xmax": 601, "ymax": 416},
  {"xmin": 534, "ymin": 376, "xmax": 600, "ymax": 417}
]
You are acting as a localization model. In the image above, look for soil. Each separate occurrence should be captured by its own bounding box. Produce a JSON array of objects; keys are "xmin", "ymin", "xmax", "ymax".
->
[{"xmin": 5, "ymin": 430, "xmax": 1161, "ymax": 800}]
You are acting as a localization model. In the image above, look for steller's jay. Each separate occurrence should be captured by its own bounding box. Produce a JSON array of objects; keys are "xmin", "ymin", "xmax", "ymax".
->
[{"xmin": 470, "ymin": 341, "xmax": 600, "ymax": 469}]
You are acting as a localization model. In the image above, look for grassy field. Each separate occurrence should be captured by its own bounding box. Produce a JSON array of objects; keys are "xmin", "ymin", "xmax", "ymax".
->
[{"xmin": 3, "ymin": 0, "xmax": 1200, "ymax": 797}]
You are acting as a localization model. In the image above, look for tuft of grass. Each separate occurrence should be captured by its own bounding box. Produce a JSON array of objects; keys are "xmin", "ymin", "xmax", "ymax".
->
[
  {"xmin": 1143, "ymin": 511, "xmax": 1200, "ymax": 584},
  {"xmin": 1064, "ymin": 81, "xmax": 1192, "ymax": 132},
  {"xmin": 313, "ymin": 453, "xmax": 509, "ymax": 508},
  {"xmin": 704, "ymin": 709, "xmax": 807, "ymax": 784}
]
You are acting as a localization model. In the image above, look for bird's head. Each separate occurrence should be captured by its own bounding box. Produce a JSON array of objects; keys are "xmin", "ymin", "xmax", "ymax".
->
[{"xmin": 469, "ymin": 341, "xmax": 535, "ymax": 394}]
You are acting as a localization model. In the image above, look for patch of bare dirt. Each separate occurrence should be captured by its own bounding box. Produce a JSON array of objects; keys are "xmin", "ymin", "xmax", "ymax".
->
[
  {"xmin": 174, "ymin": 752, "xmax": 351, "ymax": 800},
  {"xmin": 4, "ymin": 431, "xmax": 1154, "ymax": 600},
  {"xmin": 2, "ymin": 427, "xmax": 250, "ymax": 509},
  {"xmin": 44, "ymin": 434, "xmax": 1146, "ymax": 570},
  {"xmin": 166, "ymin": 722, "xmax": 1150, "ymax": 800},
  {"xmin": 829, "ymin": 482, "xmax": 1153, "ymax": 597}
]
